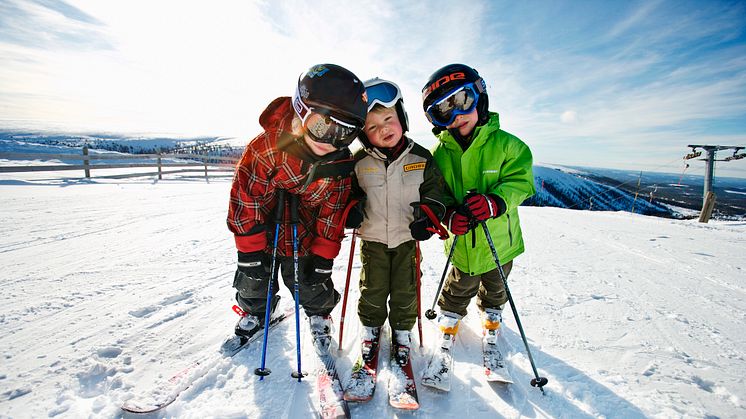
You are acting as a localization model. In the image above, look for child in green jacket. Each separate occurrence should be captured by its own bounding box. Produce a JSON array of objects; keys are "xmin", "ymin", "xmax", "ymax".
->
[{"xmin": 421, "ymin": 63, "xmax": 536, "ymax": 349}]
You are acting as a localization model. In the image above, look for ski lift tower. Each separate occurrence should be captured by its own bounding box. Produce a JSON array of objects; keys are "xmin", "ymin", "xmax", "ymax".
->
[{"xmin": 685, "ymin": 145, "xmax": 745, "ymax": 220}]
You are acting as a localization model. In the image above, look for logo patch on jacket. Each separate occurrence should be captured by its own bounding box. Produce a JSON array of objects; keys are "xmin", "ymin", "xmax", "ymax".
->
[{"xmin": 403, "ymin": 162, "xmax": 426, "ymax": 172}]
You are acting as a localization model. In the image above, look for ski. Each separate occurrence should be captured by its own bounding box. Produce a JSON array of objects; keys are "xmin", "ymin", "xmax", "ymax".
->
[
  {"xmin": 483, "ymin": 328, "xmax": 513, "ymax": 384},
  {"xmin": 421, "ymin": 333, "xmax": 455, "ymax": 392},
  {"xmin": 388, "ymin": 346, "xmax": 419, "ymax": 410},
  {"xmin": 343, "ymin": 332, "xmax": 381, "ymax": 402},
  {"xmin": 121, "ymin": 308, "xmax": 291, "ymax": 414},
  {"xmin": 315, "ymin": 353, "xmax": 351, "ymax": 419}
]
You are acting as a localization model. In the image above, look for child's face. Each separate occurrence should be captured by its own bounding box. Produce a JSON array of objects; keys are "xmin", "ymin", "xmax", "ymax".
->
[
  {"xmin": 304, "ymin": 134, "xmax": 338, "ymax": 156},
  {"xmin": 446, "ymin": 109, "xmax": 479, "ymax": 137},
  {"xmin": 364, "ymin": 107, "xmax": 403, "ymax": 149}
]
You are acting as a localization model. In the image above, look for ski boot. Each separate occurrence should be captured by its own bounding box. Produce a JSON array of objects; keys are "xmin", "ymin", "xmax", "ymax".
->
[
  {"xmin": 361, "ymin": 326, "xmax": 381, "ymax": 361},
  {"xmin": 234, "ymin": 296, "xmax": 279, "ymax": 340},
  {"xmin": 235, "ymin": 313, "xmax": 261, "ymax": 339},
  {"xmin": 392, "ymin": 329, "xmax": 412, "ymax": 366},
  {"xmin": 309, "ymin": 314, "xmax": 334, "ymax": 355},
  {"xmin": 436, "ymin": 311, "xmax": 462, "ymax": 349},
  {"xmin": 481, "ymin": 307, "xmax": 503, "ymax": 345}
]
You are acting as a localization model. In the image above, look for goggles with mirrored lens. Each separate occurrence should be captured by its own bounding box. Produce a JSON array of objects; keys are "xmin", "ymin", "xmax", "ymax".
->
[
  {"xmin": 365, "ymin": 80, "xmax": 402, "ymax": 111},
  {"xmin": 293, "ymin": 92, "xmax": 361, "ymax": 148},
  {"xmin": 425, "ymin": 79, "xmax": 485, "ymax": 127}
]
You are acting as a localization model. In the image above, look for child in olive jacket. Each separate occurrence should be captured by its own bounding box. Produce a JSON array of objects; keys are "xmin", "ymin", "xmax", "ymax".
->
[{"xmin": 351, "ymin": 78, "xmax": 450, "ymax": 365}]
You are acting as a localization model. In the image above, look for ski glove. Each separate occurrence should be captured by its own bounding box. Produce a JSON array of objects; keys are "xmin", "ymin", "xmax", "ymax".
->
[
  {"xmin": 464, "ymin": 193, "xmax": 506, "ymax": 221},
  {"xmin": 445, "ymin": 207, "xmax": 471, "ymax": 236},
  {"xmin": 304, "ymin": 254, "xmax": 333, "ymax": 286},
  {"xmin": 409, "ymin": 217, "xmax": 434, "ymax": 241},
  {"xmin": 237, "ymin": 251, "xmax": 271, "ymax": 282}
]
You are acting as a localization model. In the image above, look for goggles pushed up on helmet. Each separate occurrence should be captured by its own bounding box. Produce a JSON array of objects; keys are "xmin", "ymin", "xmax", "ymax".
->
[
  {"xmin": 364, "ymin": 79, "xmax": 402, "ymax": 111},
  {"xmin": 293, "ymin": 90, "xmax": 361, "ymax": 148},
  {"xmin": 425, "ymin": 79, "xmax": 486, "ymax": 127}
]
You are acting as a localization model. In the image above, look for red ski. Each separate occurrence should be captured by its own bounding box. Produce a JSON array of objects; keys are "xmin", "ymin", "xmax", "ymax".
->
[
  {"xmin": 343, "ymin": 331, "xmax": 381, "ymax": 402},
  {"xmin": 387, "ymin": 346, "xmax": 419, "ymax": 410},
  {"xmin": 316, "ymin": 353, "xmax": 350, "ymax": 419}
]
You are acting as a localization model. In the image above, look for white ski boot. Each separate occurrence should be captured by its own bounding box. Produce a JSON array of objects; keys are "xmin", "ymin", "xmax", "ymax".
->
[
  {"xmin": 392, "ymin": 329, "xmax": 412, "ymax": 366},
  {"xmin": 481, "ymin": 307, "xmax": 503, "ymax": 344},
  {"xmin": 361, "ymin": 326, "xmax": 381, "ymax": 361},
  {"xmin": 235, "ymin": 312, "xmax": 261, "ymax": 339},
  {"xmin": 309, "ymin": 314, "xmax": 334, "ymax": 355},
  {"xmin": 436, "ymin": 311, "xmax": 462, "ymax": 349}
]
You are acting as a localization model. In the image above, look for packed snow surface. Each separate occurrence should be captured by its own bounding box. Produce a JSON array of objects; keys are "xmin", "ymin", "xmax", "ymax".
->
[{"xmin": 1, "ymin": 175, "xmax": 744, "ymax": 418}]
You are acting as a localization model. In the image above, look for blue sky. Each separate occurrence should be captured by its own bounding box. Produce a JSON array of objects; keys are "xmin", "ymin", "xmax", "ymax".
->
[{"xmin": 1, "ymin": 0, "xmax": 745, "ymax": 178}]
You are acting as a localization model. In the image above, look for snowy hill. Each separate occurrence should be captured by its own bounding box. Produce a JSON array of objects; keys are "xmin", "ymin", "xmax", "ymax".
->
[
  {"xmin": 1, "ymin": 176, "xmax": 744, "ymax": 418},
  {"xmin": 528, "ymin": 165, "xmax": 678, "ymax": 218},
  {"xmin": 0, "ymin": 130, "xmax": 240, "ymax": 156},
  {"xmin": 6, "ymin": 133, "xmax": 745, "ymax": 221}
]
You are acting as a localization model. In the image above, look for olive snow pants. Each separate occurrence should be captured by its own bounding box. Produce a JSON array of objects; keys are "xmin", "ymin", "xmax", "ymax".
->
[
  {"xmin": 438, "ymin": 260, "xmax": 513, "ymax": 317},
  {"xmin": 233, "ymin": 255, "xmax": 340, "ymax": 318},
  {"xmin": 357, "ymin": 240, "xmax": 418, "ymax": 330}
]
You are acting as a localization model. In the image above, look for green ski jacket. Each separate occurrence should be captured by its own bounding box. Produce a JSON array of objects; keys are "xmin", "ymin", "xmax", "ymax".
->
[{"xmin": 432, "ymin": 112, "xmax": 535, "ymax": 275}]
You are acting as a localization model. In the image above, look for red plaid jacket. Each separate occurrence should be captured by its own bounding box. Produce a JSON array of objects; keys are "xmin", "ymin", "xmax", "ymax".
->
[{"xmin": 227, "ymin": 97, "xmax": 352, "ymax": 259}]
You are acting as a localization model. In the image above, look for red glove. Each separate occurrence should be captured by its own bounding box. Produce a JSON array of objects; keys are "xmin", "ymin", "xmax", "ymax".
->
[
  {"xmin": 445, "ymin": 207, "xmax": 471, "ymax": 236},
  {"xmin": 464, "ymin": 193, "xmax": 505, "ymax": 221}
]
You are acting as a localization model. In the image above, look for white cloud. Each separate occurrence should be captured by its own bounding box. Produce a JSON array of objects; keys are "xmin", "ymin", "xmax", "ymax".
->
[
  {"xmin": 560, "ymin": 110, "xmax": 578, "ymax": 124},
  {"xmin": 0, "ymin": 0, "xmax": 744, "ymax": 177}
]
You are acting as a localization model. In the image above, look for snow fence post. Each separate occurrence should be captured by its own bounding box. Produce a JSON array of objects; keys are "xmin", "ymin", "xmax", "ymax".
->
[
  {"xmin": 82, "ymin": 145, "xmax": 90, "ymax": 178},
  {"xmin": 157, "ymin": 149, "xmax": 162, "ymax": 180}
]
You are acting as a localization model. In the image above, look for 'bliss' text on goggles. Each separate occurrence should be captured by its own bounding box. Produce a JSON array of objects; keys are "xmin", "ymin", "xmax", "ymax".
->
[{"xmin": 293, "ymin": 93, "xmax": 361, "ymax": 148}]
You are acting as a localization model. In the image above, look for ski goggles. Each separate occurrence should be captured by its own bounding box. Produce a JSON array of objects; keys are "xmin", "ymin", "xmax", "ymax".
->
[
  {"xmin": 292, "ymin": 92, "xmax": 361, "ymax": 148},
  {"xmin": 424, "ymin": 79, "xmax": 486, "ymax": 127},
  {"xmin": 364, "ymin": 79, "xmax": 402, "ymax": 111}
]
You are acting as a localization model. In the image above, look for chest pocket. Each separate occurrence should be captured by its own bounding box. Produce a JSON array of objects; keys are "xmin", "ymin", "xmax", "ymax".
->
[
  {"xmin": 358, "ymin": 173, "xmax": 385, "ymax": 189},
  {"xmin": 401, "ymin": 165, "xmax": 424, "ymax": 207}
]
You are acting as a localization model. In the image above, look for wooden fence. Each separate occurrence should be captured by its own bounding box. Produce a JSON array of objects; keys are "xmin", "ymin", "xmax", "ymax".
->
[{"xmin": 0, "ymin": 146, "xmax": 240, "ymax": 180}]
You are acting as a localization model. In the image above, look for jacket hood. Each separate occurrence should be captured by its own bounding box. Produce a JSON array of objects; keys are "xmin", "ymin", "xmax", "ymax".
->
[{"xmin": 259, "ymin": 96, "xmax": 295, "ymax": 133}]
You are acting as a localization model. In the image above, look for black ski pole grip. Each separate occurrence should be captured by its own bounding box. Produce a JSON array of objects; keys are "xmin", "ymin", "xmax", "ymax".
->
[
  {"xmin": 274, "ymin": 189, "xmax": 287, "ymax": 224},
  {"xmin": 288, "ymin": 194, "xmax": 299, "ymax": 224}
]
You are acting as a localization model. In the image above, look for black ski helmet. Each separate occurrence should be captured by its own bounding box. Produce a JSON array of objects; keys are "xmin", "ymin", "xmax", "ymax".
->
[
  {"xmin": 294, "ymin": 64, "xmax": 367, "ymax": 128},
  {"xmin": 421, "ymin": 63, "xmax": 490, "ymax": 126}
]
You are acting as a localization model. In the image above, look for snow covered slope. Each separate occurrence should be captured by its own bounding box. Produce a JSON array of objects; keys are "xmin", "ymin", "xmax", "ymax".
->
[{"xmin": 0, "ymin": 177, "xmax": 744, "ymax": 418}]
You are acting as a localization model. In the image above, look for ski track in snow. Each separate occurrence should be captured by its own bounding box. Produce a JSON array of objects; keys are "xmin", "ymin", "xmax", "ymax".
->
[{"xmin": 0, "ymin": 176, "xmax": 744, "ymax": 418}]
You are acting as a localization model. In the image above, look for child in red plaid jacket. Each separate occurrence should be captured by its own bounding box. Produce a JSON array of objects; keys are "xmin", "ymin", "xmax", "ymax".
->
[{"xmin": 227, "ymin": 64, "xmax": 367, "ymax": 353}]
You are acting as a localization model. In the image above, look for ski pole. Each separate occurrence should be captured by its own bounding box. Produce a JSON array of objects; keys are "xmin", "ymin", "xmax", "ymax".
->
[
  {"xmin": 415, "ymin": 241, "xmax": 423, "ymax": 347},
  {"xmin": 338, "ymin": 229, "xmax": 357, "ymax": 352},
  {"xmin": 479, "ymin": 220, "xmax": 549, "ymax": 393},
  {"xmin": 289, "ymin": 194, "xmax": 306, "ymax": 381},
  {"xmin": 255, "ymin": 189, "xmax": 286, "ymax": 378},
  {"xmin": 424, "ymin": 235, "xmax": 459, "ymax": 320}
]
